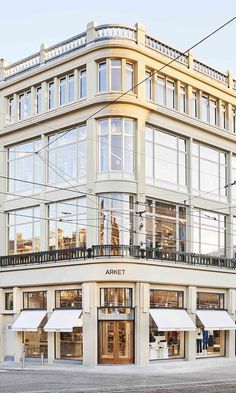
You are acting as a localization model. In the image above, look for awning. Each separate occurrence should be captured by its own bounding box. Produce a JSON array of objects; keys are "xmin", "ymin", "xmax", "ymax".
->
[
  {"xmin": 44, "ymin": 309, "xmax": 83, "ymax": 332},
  {"xmin": 11, "ymin": 310, "xmax": 47, "ymax": 332},
  {"xmin": 196, "ymin": 310, "xmax": 236, "ymax": 330},
  {"xmin": 150, "ymin": 308, "xmax": 196, "ymax": 331}
]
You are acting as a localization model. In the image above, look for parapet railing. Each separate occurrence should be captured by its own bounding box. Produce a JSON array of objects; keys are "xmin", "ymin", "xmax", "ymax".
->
[
  {"xmin": 2, "ymin": 23, "xmax": 236, "ymax": 89},
  {"xmin": 1, "ymin": 245, "xmax": 236, "ymax": 271}
]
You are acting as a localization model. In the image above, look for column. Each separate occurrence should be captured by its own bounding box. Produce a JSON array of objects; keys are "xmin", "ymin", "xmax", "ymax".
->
[
  {"xmin": 47, "ymin": 289, "xmax": 55, "ymax": 364},
  {"xmin": 86, "ymin": 59, "xmax": 97, "ymax": 100},
  {"xmin": 185, "ymin": 286, "xmax": 196, "ymax": 361},
  {"xmin": 0, "ymin": 288, "xmax": 4, "ymax": 361},
  {"xmin": 135, "ymin": 283, "xmax": 150, "ymax": 365},
  {"xmin": 226, "ymin": 289, "xmax": 236, "ymax": 358},
  {"xmin": 86, "ymin": 119, "xmax": 96, "ymax": 248},
  {"xmin": 13, "ymin": 287, "xmax": 23, "ymax": 362},
  {"xmin": 82, "ymin": 282, "xmax": 98, "ymax": 365}
]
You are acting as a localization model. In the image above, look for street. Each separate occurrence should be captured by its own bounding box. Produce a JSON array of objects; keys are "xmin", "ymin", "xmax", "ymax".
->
[{"xmin": 1, "ymin": 358, "xmax": 236, "ymax": 393}]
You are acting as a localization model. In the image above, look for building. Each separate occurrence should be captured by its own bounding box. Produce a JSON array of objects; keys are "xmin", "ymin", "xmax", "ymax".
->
[{"xmin": 0, "ymin": 21, "xmax": 236, "ymax": 366}]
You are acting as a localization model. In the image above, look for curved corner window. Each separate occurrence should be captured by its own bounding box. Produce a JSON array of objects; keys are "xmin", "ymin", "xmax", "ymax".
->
[
  {"xmin": 98, "ymin": 59, "xmax": 134, "ymax": 93},
  {"xmin": 98, "ymin": 118, "xmax": 134, "ymax": 174}
]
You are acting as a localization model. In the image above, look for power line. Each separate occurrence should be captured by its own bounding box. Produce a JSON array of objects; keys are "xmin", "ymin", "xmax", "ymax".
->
[{"xmin": 35, "ymin": 16, "xmax": 236, "ymax": 154}]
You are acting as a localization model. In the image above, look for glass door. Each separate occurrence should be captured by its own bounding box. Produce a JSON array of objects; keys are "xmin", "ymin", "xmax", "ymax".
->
[{"xmin": 99, "ymin": 321, "xmax": 134, "ymax": 364}]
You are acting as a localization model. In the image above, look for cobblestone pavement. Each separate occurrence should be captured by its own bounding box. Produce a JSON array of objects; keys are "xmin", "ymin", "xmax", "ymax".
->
[{"xmin": 1, "ymin": 358, "xmax": 236, "ymax": 392}]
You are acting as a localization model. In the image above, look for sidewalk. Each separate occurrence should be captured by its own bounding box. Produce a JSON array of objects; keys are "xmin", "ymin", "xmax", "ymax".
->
[{"xmin": 0, "ymin": 357, "xmax": 236, "ymax": 375}]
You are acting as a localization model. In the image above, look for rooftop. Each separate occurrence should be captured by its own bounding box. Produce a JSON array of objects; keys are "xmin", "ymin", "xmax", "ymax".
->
[{"xmin": 0, "ymin": 22, "xmax": 235, "ymax": 90}]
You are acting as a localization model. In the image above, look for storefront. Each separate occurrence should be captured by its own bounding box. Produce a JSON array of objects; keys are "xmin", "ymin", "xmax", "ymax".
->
[{"xmin": 149, "ymin": 289, "xmax": 195, "ymax": 360}]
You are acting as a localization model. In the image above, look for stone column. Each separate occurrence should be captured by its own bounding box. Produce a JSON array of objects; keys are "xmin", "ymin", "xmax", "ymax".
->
[
  {"xmin": 82, "ymin": 282, "xmax": 98, "ymax": 365},
  {"xmin": 135, "ymin": 282, "xmax": 150, "ymax": 365},
  {"xmin": 47, "ymin": 288, "xmax": 55, "ymax": 364},
  {"xmin": 185, "ymin": 286, "xmax": 196, "ymax": 360},
  {"xmin": 0, "ymin": 288, "xmax": 4, "ymax": 361},
  {"xmin": 13, "ymin": 287, "xmax": 23, "ymax": 363},
  {"xmin": 226, "ymin": 289, "xmax": 236, "ymax": 358}
]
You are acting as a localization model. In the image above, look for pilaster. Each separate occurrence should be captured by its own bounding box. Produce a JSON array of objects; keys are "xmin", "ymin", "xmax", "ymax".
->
[
  {"xmin": 185, "ymin": 286, "xmax": 196, "ymax": 361},
  {"xmin": 135, "ymin": 282, "xmax": 150, "ymax": 365},
  {"xmin": 82, "ymin": 282, "xmax": 98, "ymax": 365}
]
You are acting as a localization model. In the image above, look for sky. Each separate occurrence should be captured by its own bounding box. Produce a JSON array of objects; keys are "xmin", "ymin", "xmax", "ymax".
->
[{"xmin": 0, "ymin": 0, "xmax": 236, "ymax": 76}]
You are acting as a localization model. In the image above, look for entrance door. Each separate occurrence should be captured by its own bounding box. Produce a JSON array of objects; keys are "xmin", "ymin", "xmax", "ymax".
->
[{"xmin": 99, "ymin": 321, "xmax": 134, "ymax": 364}]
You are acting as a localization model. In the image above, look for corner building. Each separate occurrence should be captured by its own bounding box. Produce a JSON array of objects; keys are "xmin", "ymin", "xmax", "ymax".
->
[{"xmin": 1, "ymin": 21, "xmax": 236, "ymax": 365}]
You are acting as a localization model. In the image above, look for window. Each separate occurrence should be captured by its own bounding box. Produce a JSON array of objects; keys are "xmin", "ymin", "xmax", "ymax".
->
[
  {"xmin": 156, "ymin": 75, "xmax": 175, "ymax": 109},
  {"xmin": 79, "ymin": 68, "xmax": 86, "ymax": 98},
  {"xmin": 48, "ymin": 81, "xmax": 55, "ymax": 110},
  {"xmin": 18, "ymin": 94, "xmax": 25, "ymax": 120},
  {"xmin": 8, "ymin": 97, "xmax": 14, "ymax": 123},
  {"xmin": 57, "ymin": 330, "xmax": 82, "ymax": 360},
  {"xmin": 48, "ymin": 125, "xmax": 86, "ymax": 184},
  {"xmin": 98, "ymin": 194, "xmax": 134, "ymax": 246},
  {"xmin": 232, "ymin": 108, "xmax": 236, "ymax": 133},
  {"xmin": 150, "ymin": 290, "xmax": 183, "ymax": 308},
  {"xmin": 197, "ymin": 292, "xmax": 224, "ymax": 309},
  {"xmin": 26, "ymin": 91, "xmax": 32, "ymax": 117},
  {"xmin": 192, "ymin": 142, "xmax": 227, "ymax": 198},
  {"xmin": 36, "ymin": 86, "xmax": 42, "ymax": 114},
  {"xmin": 145, "ymin": 127, "xmax": 187, "ymax": 189},
  {"xmin": 232, "ymin": 216, "xmax": 236, "ymax": 257},
  {"xmin": 221, "ymin": 104, "xmax": 226, "ymax": 129},
  {"xmin": 192, "ymin": 91, "xmax": 198, "ymax": 118},
  {"xmin": 193, "ymin": 209, "xmax": 226, "ymax": 256},
  {"xmin": 68, "ymin": 74, "xmax": 74, "ymax": 102},
  {"xmin": 59, "ymin": 77, "xmax": 66, "ymax": 105},
  {"xmin": 100, "ymin": 288, "xmax": 132, "ymax": 307},
  {"xmin": 111, "ymin": 60, "xmax": 122, "ymax": 91},
  {"xmin": 146, "ymin": 200, "xmax": 186, "ymax": 251},
  {"xmin": 8, "ymin": 206, "xmax": 40, "ymax": 254},
  {"xmin": 201, "ymin": 95, "xmax": 217, "ymax": 125},
  {"xmin": 48, "ymin": 197, "xmax": 86, "ymax": 250},
  {"xmin": 55, "ymin": 289, "xmax": 82, "ymax": 308},
  {"xmin": 23, "ymin": 330, "xmax": 48, "ymax": 358},
  {"xmin": 23, "ymin": 291, "xmax": 47, "ymax": 309},
  {"xmin": 126, "ymin": 63, "xmax": 134, "ymax": 91},
  {"xmin": 98, "ymin": 118, "xmax": 134, "ymax": 174},
  {"xmin": 145, "ymin": 71, "xmax": 152, "ymax": 100},
  {"xmin": 179, "ymin": 86, "xmax": 186, "ymax": 113},
  {"xmin": 5, "ymin": 292, "xmax": 13, "ymax": 310},
  {"xmin": 98, "ymin": 60, "xmax": 134, "ymax": 92},
  {"xmin": 8, "ymin": 139, "xmax": 42, "ymax": 195},
  {"xmin": 232, "ymin": 157, "xmax": 236, "ymax": 200}
]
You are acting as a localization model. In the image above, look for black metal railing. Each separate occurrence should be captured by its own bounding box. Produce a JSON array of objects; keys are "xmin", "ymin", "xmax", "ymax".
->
[{"xmin": 1, "ymin": 245, "xmax": 236, "ymax": 271}]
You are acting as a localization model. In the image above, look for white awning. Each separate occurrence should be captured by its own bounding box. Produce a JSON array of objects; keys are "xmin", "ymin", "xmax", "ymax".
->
[
  {"xmin": 196, "ymin": 310, "xmax": 236, "ymax": 330},
  {"xmin": 44, "ymin": 309, "xmax": 83, "ymax": 332},
  {"xmin": 150, "ymin": 308, "xmax": 196, "ymax": 331},
  {"xmin": 11, "ymin": 310, "xmax": 47, "ymax": 332}
]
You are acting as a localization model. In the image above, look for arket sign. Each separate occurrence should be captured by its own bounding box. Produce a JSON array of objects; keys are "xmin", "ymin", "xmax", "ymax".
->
[{"xmin": 105, "ymin": 269, "xmax": 126, "ymax": 275}]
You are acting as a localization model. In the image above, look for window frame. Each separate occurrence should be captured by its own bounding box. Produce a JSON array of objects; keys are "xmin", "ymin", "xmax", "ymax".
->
[
  {"xmin": 23, "ymin": 291, "xmax": 47, "ymax": 310},
  {"xmin": 150, "ymin": 289, "xmax": 184, "ymax": 308}
]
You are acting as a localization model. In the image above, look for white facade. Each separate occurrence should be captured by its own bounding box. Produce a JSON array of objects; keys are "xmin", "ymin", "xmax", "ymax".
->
[{"xmin": 0, "ymin": 22, "xmax": 236, "ymax": 365}]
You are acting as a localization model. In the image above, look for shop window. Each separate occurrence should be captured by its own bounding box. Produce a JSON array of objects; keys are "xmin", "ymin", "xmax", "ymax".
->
[
  {"xmin": 196, "ymin": 327, "xmax": 225, "ymax": 357},
  {"xmin": 23, "ymin": 326, "xmax": 47, "ymax": 358},
  {"xmin": 56, "ymin": 329, "xmax": 83, "ymax": 360},
  {"xmin": 5, "ymin": 292, "xmax": 13, "ymax": 310},
  {"xmin": 149, "ymin": 319, "xmax": 184, "ymax": 360},
  {"xmin": 23, "ymin": 291, "xmax": 47, "ymax": 309},
  {"xmin": 100, "ymin": 288, "xmax": 132, "ymax": 307},
  {"xmin": 150, "ymin": 290, "xmax": 183, "ymax": 308},
  {"xmin": 197, "ymin": 292, "xmax": 224, "ymax": 309},
  {"xmin": 55, "ymin": 289, "xmax": 82, "ymax": 309}
]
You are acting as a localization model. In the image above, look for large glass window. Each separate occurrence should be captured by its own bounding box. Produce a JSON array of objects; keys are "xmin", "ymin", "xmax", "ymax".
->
[
  {"xmin": 98, "ymin": 60, "xmax": 134, "ymax": 92},
  {"xmin": 57, "ymin": 329, "xmax": 83, "ymax": 360},
  {"xmin": 193, "ymin": 209, "xmax": 225, "ymax": 256},
  {"xmin": 23, "ymin": 327, "xmax": 48, "ymax": 358},
  {"xmin": 98, "ymin": 118, "xmax": 134, "ymax": 174},
  {"xmin": 5, "ymin": 292, "xmax": 13, "ymax": 310},
  {"xmin": 23, "ymin": 291, "xmax": 47, "ymax": 309},
  {"xmin": 192, "ymin": 142, "xmax": 227, "ymax": 198},
  {"xmin": 146, "ymin": 200, "xmax": 186, "ymax": 251},
  {"xmin": 156, "ymin": 75, "xmax": 175, "ymax": 109},
  {"xmin": 48, "ymin": 125, "xmax": 86, "ymax": 184},
  {"xmin": 201, "ymin": 95, "xmax": 217, "ymax": 125},
  {"xmin": 8, "ymin": 206, "xmax": 40, "ymax": 254},
  {"xmin": 145, "ymin": 127, "xmax": 186, "ymax": 189},
  {"xmin": 98, "ymin": 193, "xmax": 134, "ymax": 246},
  {"xmin": 8, "ymin": 139, "xmax": 42, "ymax": 195},
  {"xmin": 100, "ymin": 288, "xmax": 132, "ymax": 307},
  {"xmin": 197, "ymin": 292, "xmax": 224, "ymax": 309},
  {"xmin": 55, "ymin": 289, "xmax": 82, "ymax": 309},
  {"xmin": 48, "ymin": 197, "xmax": 86, "ymax": 250},
  {"xmin": 149, "ymin": 323, "xmax": 184, "ymax": 359},
  {"xmin": 150, "ymin": 290, "xmax": 183, "ymax": 308},
  {"xmin": 59, "ymin": 74, "xmax": 75, "ymax": 105}
]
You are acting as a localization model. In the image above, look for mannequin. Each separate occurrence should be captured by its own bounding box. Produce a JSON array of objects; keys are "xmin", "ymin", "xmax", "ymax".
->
[
  {"xmin": 202, "ymin": 330, "xmax": 208, "ymax": 354},
  {"xmin": 196, "ymin": 327, "xmax": 203, "ymax": 354}
]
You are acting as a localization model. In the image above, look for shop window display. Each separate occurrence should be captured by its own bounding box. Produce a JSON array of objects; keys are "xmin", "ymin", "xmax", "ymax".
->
[
  {"xmin": 149, "ymin": 319, "xmax": 184, "ymax": 359},
  {"xmin": 55, "ymin": 328, "xmax": 83, "ymax": 360},
  {"xmin": 196, "ymin": 327, "xmax": 225, "ymax": 357}
]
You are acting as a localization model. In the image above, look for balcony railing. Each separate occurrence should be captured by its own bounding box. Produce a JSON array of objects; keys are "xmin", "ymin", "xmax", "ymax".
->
[{"xmin": 1, "ymin": 245, "xmax": 236, "ymax": 271}]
